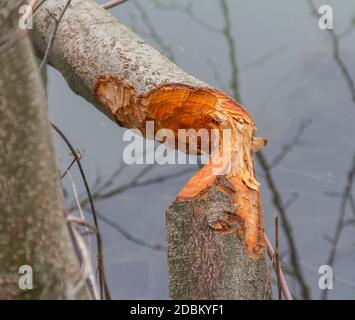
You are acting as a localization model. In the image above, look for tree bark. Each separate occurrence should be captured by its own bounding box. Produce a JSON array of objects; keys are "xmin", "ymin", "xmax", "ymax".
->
[
  {"xmin": 31, "ymin": 0, "xmax": 271, "ymax": 299},
  {"xmin": 0, "ymin": 1, "xmax": 90, "ymax": 299},
  {"xmin": 167, "ymin": 172, "xmax": 270, "ymax": 299}
]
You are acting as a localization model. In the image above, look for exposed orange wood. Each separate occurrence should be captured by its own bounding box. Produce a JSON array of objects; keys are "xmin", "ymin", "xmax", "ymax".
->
[
  {"xmin": 177, "ymin": 165, "xmax": 265, "ymax": 257},
  {"xmin": 93, "ymin": 75, "xmax": 266, "ymax": 257},
  {"xmin": 177, "ymin": 162, "xmax": 217, "ymax": 199}
]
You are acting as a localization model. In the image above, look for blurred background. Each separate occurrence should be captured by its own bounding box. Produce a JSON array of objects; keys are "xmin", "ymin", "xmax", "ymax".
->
[{"xmin": 48, "ymin": 0, "xmax": 355, "ymax": 299}]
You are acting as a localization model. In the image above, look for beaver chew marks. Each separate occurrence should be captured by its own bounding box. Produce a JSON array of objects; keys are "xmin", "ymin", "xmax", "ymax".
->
[{"xmin": 94, "ymin": 75, "xmax": 266, "ymax": 257}]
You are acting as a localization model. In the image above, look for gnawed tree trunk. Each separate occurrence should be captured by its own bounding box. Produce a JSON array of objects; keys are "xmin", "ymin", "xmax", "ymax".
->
[
  {"xmin": 31, "ymin": 0, "xmax": 271, "ymax": 299},
  {"xmin": 0, "ymin": 1, "xmax": 90, "ymax": 299},
  {"xmin": 167, "ymin": 172, "xmax": 270, "ymax": 299}
]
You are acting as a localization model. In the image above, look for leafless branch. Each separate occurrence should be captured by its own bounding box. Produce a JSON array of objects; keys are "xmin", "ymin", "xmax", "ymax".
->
[
  {"xmin": 64, "ymin": 173, "xmax": 98, "ymax": 299},
  {"xmin": 102, "ymin": 0, "xmax": 129, "ymax": 10},
  {"xmin": 274, "ymin": 215, "xmax": 282, "ymax": 300},
  {"xmin": 349, "ymin": 194, "xmax": 355, "ymax": 218},
  {"xmin": 67, "ymin": 215, "xmax": 97, "ymax": 233},
  {"xmin": 131, "ymin": 0, "xmax": 176, "ymax": 61},
  {"xmin": 306, "ymin": 0, "xmax": 355, "ymax": 102},
  {"xmin": 263, "ymin": 255, "xmax": 275, "ymax": 299},
  {"xmin": 39, "ymin": 0, "xmax": 71, "ymax": 70},
  {"xmin": 67, "ymin": 162, "xmax": 193, "ymax": 251},
  {"xmin": 69, "ymin": 223, "xmax": 98, "ymax": 299},
  {"xmin": 264, "ymin": 233, "xmax": 293, "ymax": 300},
  {"xmin": 240, "ymin": 46, "xmax": 285, "ymax": 72},
  {"xmin": 61, "ymin": 150, "xmax": 83, "ymax": 180},
  {"xmin": 321, "ymin": 151, "xmax": 355, "ymax": 299},
  {"xmin": 152, "ymin": 0, "xmax": 222, "ymax": 33},
  {"xmin": 257, "ymin": 152, "xmax": 310, "ymax": 298},
  {"xmin": 70, "ymin": 165, "xmax": 195, "ymax": 211},
  {"xmin": 270, "ymin": 119, "xmax": 312, "ymax": 169},
  {"xmin": 52, "ymin": 122, "xmax": 110, "ymax": 300},
  {"xmin": 33, "ymin": 0, "xmax": 48, "ymax": 13},
  {"xmin": 94, "ymin": 209, "xmax": 166, "ymax": 251},
  {"xmin": 338, "ymin": 14, "xmax": 355, "ymax": 38}
]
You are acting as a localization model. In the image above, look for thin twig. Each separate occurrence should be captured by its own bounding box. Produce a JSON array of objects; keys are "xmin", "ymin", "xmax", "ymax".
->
[
  {"xmin": 263, "ymin": 255, "xmax": 275, "ymax": 299},
  {"xmin": 258, "ymin": 152, "xmax": 309, "ymax": 299},
  {"xmin": 274, "ymin": 215, "xmax": 282, "ymax": 300},
  {"xmin": 71, "ymin": 166, "xmax": 194, "ymax": 211},
  {"xmin": 67, "ymin": 215, "xmax": 97, "ymax": 234},
  {"xmin": 306, "ymin": 0, "xmax": 355, "ymax": 102},
  {"xmin": 61, "ymin": 151, "xmax": 83, "ymax": 180},
  {"xmin": 102, "ymin": 0, "xmax": 129, "ymax": 10},
  {"xmin": 321, "ymin": 151, "xmax": 355, "ymax": 299},
  {"xmin": 152, "ymin": 0, "xmax": 222, "ymax": 33},
  {"xmin": 52, "ymin": 122, "xmax": 110, "ymax": 300},
  {"xmin": 240, "ymin": 46, "xmax": 285, "ymax": 72},
  {"xmin": 66, "ymin": 169, "xmax": 99, "ymax": 299},
  {"xmin": 66, "ymin": 168, "xmax": 93, "ymax": 257},
  {"xmin": 69, "ymin": 224, "xmax": 99, "ymax": 299},
  {"xmin": 265, "ymin": 233, "xmax": 293, "ymax": 300},
  {"xmin": 39, "ymin": 0, "xmax": 71, "ymax": 71},
  {"xmin": 94, "ymin": 209, "xmax": 166, "ymax": 251},
  {"xmin": 61, "ymin": 176, "xmax": 97, "ymax": 299},
  {"xmin": 131, "ymin": 0, "xmax": 175, "ymax": 61},
  {"xmin": 270, "ymin": 119, "xmax": 312, "ymax": 169},
  {"xmin": 33, "ymin": 0, "xmax": 48, "ymax": 14}
]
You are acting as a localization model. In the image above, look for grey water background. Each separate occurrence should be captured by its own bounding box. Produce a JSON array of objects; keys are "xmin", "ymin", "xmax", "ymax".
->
[{"xmin": 47, "ymin": 0, "xmax": 355, "ymax": 299}]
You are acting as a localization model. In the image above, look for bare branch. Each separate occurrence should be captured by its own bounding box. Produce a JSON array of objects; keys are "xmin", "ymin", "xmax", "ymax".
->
[
  {"xmin": 33, "ymin": 0, "xmax": 48, "ymax": 13},
  {"xmin": 152, "ymin": 0, "xmax": 222, "ymax": 33},
  {"xmin": 39, "ymin": 0, "xmax": 71, "ymax": 70},
  {"xmin": 102, "ymin": 0, "xmax": 128, "ymax": 10},
  {"xmin": 52, "ymin": 122, "xmax": 110, "ymax": 300},
  {"xmin": 71, "ymin": 166, "xmax": 195, "ymax": 212},
  {"xmin": 274, "ymin": 215, "xmax": 282, "ymax": 300},
  {"xmin": 306, "ymin": 0, "xmax": 355, "ymax": 102},
  {"xmin": 263, "ymin": 255, "xmax": 275, "ymax": 299},
  {"xmin": 132, "ymin": 0, "xmax": 176, "ymax": 61},
  {"xmin": 240, "ymin": 46, "xmax": 285, "ymax": 72},
  {"xmin": 270, "ymin": 119, "xmax": 312, "ymax": 169},
  {"xmin": 264, "ymin": 233, "xmax": 293, "ymax": 300},
  {"xmin": 61, "ymin": 150, "xmax": 83, "ymax": 180},
  {"xmin": 94, "ymin": 209, "xmax": 166, "ymax": 251},
  {"xmin": 321, "ymin": 151, "xmax": 355, "ymax": 299},
  {"xmin": 257, "ymin": 152, "xmax": 310, "ymax": 299}
]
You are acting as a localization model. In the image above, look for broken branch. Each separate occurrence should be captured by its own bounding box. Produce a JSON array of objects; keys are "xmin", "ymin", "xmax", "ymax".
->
[{"xmin": 32, "ymin": 0, "xmax": 270, "ymax": 299}]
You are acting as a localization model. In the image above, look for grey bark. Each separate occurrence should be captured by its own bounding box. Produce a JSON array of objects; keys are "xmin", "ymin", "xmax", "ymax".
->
[
  {"xmin": 0, "ymin": 1, "xmax": 90, "ymax": 299},
  {"xmin": 30, "ymin": 0, "xmax": 272, "ymax": 299},
  {"xmin": 31, "ymin": 0, "xmax": 210, "ymax": 122},
  {"xmin": 167, "ymin": 179, "xmax": 271, "ymax": 300}
]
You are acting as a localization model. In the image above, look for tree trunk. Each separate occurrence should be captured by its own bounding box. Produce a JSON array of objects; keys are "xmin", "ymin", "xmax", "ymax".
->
[
  {"xmin": 167, "ymin": 172, "xmax": 270, "ymax": 299},
  {"xmin": 31, "ymin": 0, "xmax": 272, "ymax": 299},
  {"xmin": 0, "ymin": 1, "xmax": 90, "ymax": 299}
]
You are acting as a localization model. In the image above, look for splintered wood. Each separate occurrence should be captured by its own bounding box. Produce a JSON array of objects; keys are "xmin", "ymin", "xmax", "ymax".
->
[{"xmin": 94, "ymin": 75, "xmax": 267, "ymax": 257}]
